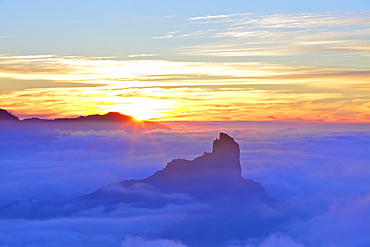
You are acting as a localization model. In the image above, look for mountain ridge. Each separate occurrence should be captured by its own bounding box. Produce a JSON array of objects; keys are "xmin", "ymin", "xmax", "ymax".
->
[
  {"xmin": 0, "ymin": 133, "xmax": 282, "ymax": 246},
  {"xmin": 0, "ymin": 108, "xmax": 170, "ymax": 131},
  {"xmin": 0, "ymin": 133, "xmax": 274, "ymax": 219},
  {"xmin": 0, "ymin": 109, "xmax": 20, "ymax": 121}
]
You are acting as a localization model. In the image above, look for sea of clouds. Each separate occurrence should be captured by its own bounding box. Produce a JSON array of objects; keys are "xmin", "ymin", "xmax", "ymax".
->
[{"xmin": 0, "ymin": 121, "xmax": 369, "ymax": 246}]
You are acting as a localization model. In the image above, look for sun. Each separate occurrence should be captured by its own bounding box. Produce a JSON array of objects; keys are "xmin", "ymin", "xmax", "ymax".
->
[{"xmin": 103, "ymin": 97, "xmax": 174, "ymax": 120}]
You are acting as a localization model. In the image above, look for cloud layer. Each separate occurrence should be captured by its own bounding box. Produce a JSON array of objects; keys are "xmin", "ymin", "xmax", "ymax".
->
[
  {"xmin": 0, "ymin": 121, "xmax": 369, "ymax": 246},
  {"xmin": 171, "ymin": 12, "xmax": 370, "ymax": 58}
]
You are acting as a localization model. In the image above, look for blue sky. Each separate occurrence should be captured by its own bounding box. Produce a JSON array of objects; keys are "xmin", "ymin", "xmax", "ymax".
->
[
  {"xmin": 1, "ymin": 0, "xmax": 369, "ymax": 58},
  {"xmin": 0, "ymin": 2, "xmax": 370, "ymax": 245}
]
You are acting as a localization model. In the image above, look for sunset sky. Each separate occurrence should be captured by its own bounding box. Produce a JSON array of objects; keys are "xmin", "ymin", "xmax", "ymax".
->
[
  {"xmin": 1, "ymin": 0, "xmax": 369, "ymax": 121},
  {"xmin": 1, "ymin": 2, "xmax": 370, "ymax": 246}
]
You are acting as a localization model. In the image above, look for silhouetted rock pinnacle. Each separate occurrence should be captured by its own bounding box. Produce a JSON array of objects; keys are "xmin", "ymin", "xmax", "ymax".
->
[
  {"xmin": 0, "ymin": 132, "xmax": 288, "ymax": 246},
  {"xmin": 139, "ymin": 133, "xmax": 263, "ymax": 199},
  {"xmin": 0, "ymin": 109, "xmax": 20, "ymax": 121},
  {"xmin": 0, "ymin": 133, "xmax": 273, "ymax": 220},
  {"xmin": 211, "ymin": 132, "xmax": 241, "ymax": 176},
  {"xmin": 84, "ymin": 133, "xmax": 269, "ymax": 206}
]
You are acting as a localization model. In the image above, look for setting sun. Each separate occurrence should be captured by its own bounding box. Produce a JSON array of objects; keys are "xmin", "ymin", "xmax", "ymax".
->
[
  {"xmin": 102, "ymin": 97, "xmax": 177, "ymax": 120},
  {"xmin": 0, "ymin": 1, "xmax": 369, "ymax": 246}
]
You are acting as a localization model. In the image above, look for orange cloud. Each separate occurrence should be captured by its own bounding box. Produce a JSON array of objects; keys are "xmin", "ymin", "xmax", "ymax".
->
[{"xmin": 0, "ymin": 55, "xmax": 368, "ymax": 122}]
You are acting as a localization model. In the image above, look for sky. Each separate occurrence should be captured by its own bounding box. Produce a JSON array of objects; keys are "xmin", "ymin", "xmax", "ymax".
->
[
  {"xmin": 0, "ymin": 0, "xmax": 370, "ymax": 121},
  {"xmin": 1, "ymin": 2, "xmax": 370, "ymax": 246}
]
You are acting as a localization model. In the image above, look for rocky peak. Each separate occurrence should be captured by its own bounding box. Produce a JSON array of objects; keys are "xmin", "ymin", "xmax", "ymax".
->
[
  {"xmin": 212, "ymin": 132, "xmax": 240, "ymax": 159},
  {"xmin": 160, "ymin": 132, "xmax": 242, "ymax": 179},
  {"xmin": 0, "ymin": 132, "xmax": 271, "ymax": 220},
  {"xmin": 141, "ymin": 133, "xmax": 257, "ymax": 198}
]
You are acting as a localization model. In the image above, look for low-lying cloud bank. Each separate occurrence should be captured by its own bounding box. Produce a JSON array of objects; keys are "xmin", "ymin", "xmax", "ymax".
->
[{"xmin": 0, "ymin": 121, "xmax": 369, "ymax": 246}]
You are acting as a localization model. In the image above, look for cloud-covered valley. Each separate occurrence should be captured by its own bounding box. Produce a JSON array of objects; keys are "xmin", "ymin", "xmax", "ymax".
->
[{"xmin": 0, "ymin": 119, "xmax": 369, "ymax": 246}]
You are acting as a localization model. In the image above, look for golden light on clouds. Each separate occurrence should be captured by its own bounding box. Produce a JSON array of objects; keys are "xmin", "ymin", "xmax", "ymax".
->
[
  {"xmin": 0, "ymin": 10, "xmax": 369, "ymax": 122},
  {"xmin": 0, "ymin": 54, "xmax": 369, "ymax": 122},
  {"xmin": 97, "ymin": 96, "xmax": 178, "ymax": 120},
  {"xmin": 0, "ymin": 55, "xmax": 297, "ymax": 83}
]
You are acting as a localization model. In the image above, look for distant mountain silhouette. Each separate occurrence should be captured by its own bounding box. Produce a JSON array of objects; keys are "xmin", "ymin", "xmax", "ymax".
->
[
  {"xmin": 23, "ymin": 111, "xmax": 135, "ymax": 123},
  {"xmin": 0, "ymin": 109, "xmax": 20, "ymax": 121},
  {"xmin": 0, "ymin": 133, "xmax": 273, "ymax": 218},
  {"xmin": 0, "ymin": 133, "xmax": 283, "ymax": 246},
  {"xmin": 120, "ymin": 133, "xmax": 266, "ymax": 199},
  {"xmin": 0, "ymin": 109, "xmax": 170, "ymax": 131}
]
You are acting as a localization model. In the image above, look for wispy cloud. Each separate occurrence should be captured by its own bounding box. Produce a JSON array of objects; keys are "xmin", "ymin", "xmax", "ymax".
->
[
  {"xmin": 1, "ymin": 78, "xmax": 369, "ymax": 122},
  {"xmin": 188, "ymin": 12, "xmax": 369, "ymax": 28},
  {"xmin": 1, "ymin": 55, "xmax": 368, "ymax": 85},
  {"xmin": 153, "ymin": 31, "xmax": 204, "ymax": 39},
  {"xmin": 0, "ymin": 55, "xmax": 369, "ymax": 121},
  {"xmin": 189, "ymin": 13, "xmax": 243, "ymax": 21},
  {"xmin": 0, "ymin": 35, "xmax": 17, "ymax": 39},
  {"xmin": 128, "ymin": 54, "xmax": 159, "ymax": 58},
  {"xmin": 155, "ymin": 12, "xmax": 370, "ymax": 58}
]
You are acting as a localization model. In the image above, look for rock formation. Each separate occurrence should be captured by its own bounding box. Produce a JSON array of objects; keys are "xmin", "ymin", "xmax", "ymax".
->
[
  {"xmin": 0, "ymin": 133, "xmax": 273, "ymax": 219},
  {"xmin": 75, "ymin": 133, "xmax": 271, "ymax": 209},
  {"xmin": 137, "ymin": 133, "xmax": 264, "ymax": 199}
]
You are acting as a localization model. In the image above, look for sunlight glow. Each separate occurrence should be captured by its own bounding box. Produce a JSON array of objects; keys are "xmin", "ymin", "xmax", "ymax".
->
[
  {"xmin": 0, "ymin": 54, "xmax": 368, "ymax": 122},
  {"xmin": 101, "ymin": 97, "xmax": 176, "ymax": 120}
]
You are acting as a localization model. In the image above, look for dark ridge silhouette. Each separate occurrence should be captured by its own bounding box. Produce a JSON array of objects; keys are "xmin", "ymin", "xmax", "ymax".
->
[
  {"xmin": 0, "ymin": 109, "xmax": 170, "ymax": 131},
  {"xmin": 80, "ymin": 133, "xmax": 272, "ymax": 210},
  {"xmin": 23, "ymin": 111, "xmax": 135, "ymax": 123},
  {"xmin": 1, "ymin": 133, "xmax": 273, "ymax": 217},
  {"xmin": 0, "ymin": 109, "xmax": 20, "ymax": 121},
  {"xmin": 0, "ymin": 133, "xmax": 283, "ymax": 246},
  {"xmin": 139, "ymin": 133, "xmax": 263, "ymax": 199}
]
